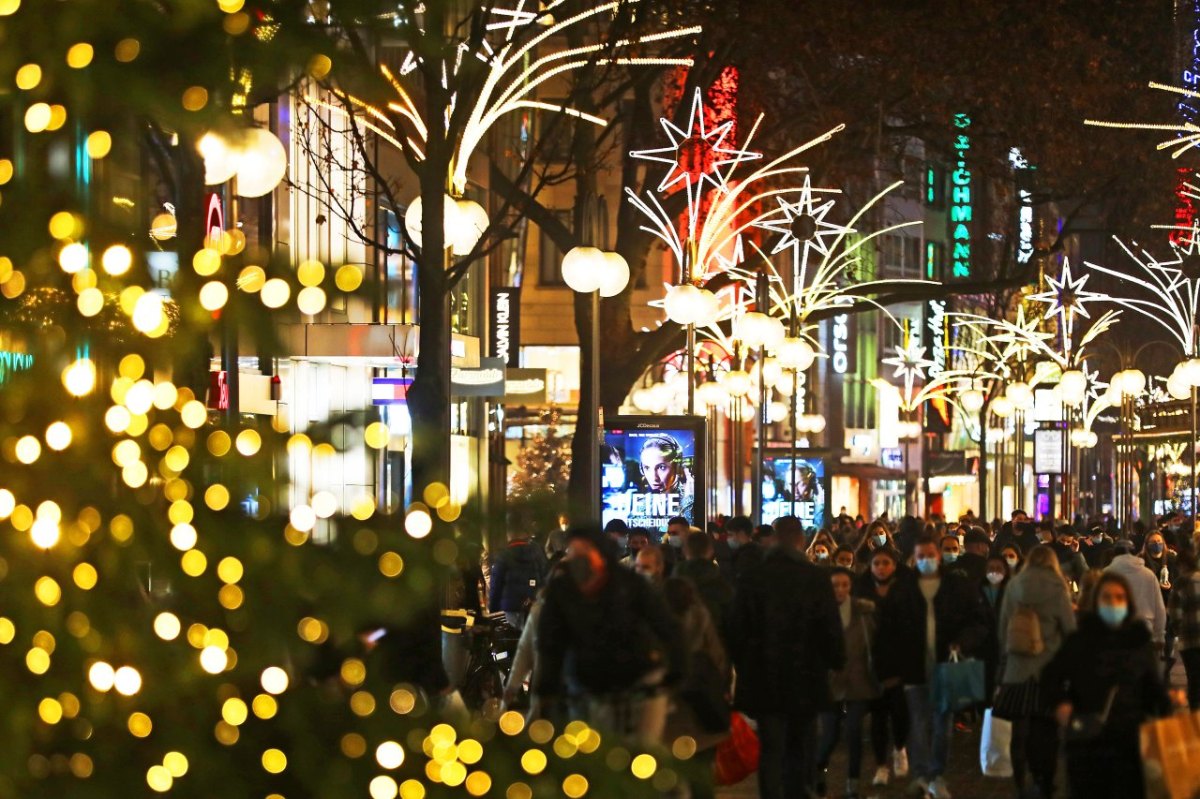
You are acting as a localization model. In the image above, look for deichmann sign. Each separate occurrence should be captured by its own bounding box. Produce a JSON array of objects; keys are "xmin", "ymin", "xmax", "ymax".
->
[
  {"xmin": 490, "ymin": 287, "xmax": 520, "ymax": 368},
  {"xmin": 950, "ymin": 113, "xmax": 972, "ymax": 279}
]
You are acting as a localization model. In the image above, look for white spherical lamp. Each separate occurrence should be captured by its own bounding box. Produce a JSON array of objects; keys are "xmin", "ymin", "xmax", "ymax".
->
[
  {"xmin": 960, "ymin": 388, "xmax": 985, "ymax": 413},
  {"xmin": 198, "ymin": 132, "xmax": 240, "ymax": 186},
  {"xmin": 597, "ymin": 252, "xmax": 630, "ymax": 298},
  {"xmin": 403, "ymin": 194, "xmax": 459, "ymax": 250},
  {"xmin": 449, "ymin": 199, "xmax": 489, "ymax": 256},
  {"xmin": 1181, "ymin": 358, "xmax": 1200, "ymax": 388},
  {"xmin": 777, "ymin": 337, "xmax": 815, "ymax": 371},
  {"xmin": 693, "ymin": 288, "xmax": 719, "ymax": 326},
  {"xmin": 1168, "ymin": 372, "xmax": 1191, "ymax": 400},
  {"xmin": 234, "ymin": 128, "xmax": 288, "ymax": 198},
  {"xmin": 1059, "ymin": 369, "xmax": 1087, "ymax": 406},
  {"xmin": 1120, "ymin": 368, "xmax": 1146, "ymax": 397},
  {"xmin": 722, "ymin": 369, "xmax": 752, "ymax": 398},
  {"xmin": 1005, "ymin": 381, "xmax": 1034, "ymax": 410},
  {"xmin": 807, "ymin": 413, "xmax": 827, "ymax": 434},
  {"xmin": 696, "ymin": 379, "xmax": 727, "ymax": 409},
  {"xmin": 561, "ymin": 246, "xmax": 605, "ymax": 293},
  {"xmin": 992, "ymin": 396, "xmax": 1014, "ymax": 418},
  {"xmin": 737, "ymin": 312, "xmax": 772, "ymax": 348},
  {"xmin": 664, "ymin": 284, "xmax": 703, "ymax": 325}
]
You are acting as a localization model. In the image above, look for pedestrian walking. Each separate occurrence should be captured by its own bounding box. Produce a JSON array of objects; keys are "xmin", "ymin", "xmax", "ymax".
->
[
  {"xmin": 855, "ymin": 546, "xmax": 911, "ymax": 790},
  {"xmin": 979, "ymin": 554, "xmax": 1010, "ymax": 702},
  {"xmin": 1043, "ymin": 573, "xmax": 1172, "ymax": 799},
  {"xmin": 730, "ymin": 515, "xmax": 845, "ymax": 799},
  {"xmin": 876, "ymin": 536, "xmax": 987, "ymax": 799},
  {"xmin": 995, "ymin": 545, "xmax": 1076, "ymax": 799},
  {"xmin": 727, "ymin": 515, "xmax": 764, "ymax": 582},
  {"xmin": 1168, "ymin": 545, "xmax": 1200, "ymax": 709},
  {"xmin": 1105, "ymin": 540, "xmax": 1168, "ymax": 648},
  {"xmin": 674, "ymin": 531, "xmax": 734, "ymax": 644},
  {"xmin": 815, "ymin": 567, "xmax": 880, "ymax": 799},
  {"xmin": 488, "ymin": 527, "xmax": 548, "ymax": 631},
  {"xmin": 662, "ymin": 577, "xmax": 730, "ymax": 799},
  {"xmin": 536, "ymin": 529, "xmax": 683, "ymax": 744}
]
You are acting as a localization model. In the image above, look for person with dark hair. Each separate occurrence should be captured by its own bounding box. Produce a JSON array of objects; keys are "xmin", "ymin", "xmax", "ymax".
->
[
  {"xmin": 488, "ymin": 526, "xmax": 549, "ymax": 630},
  {"xmin": 854, "ymin": 520, "xmax": 896, "ymax": 565},
  {"xmin": 875, "ymin": 536, "xmax": 987, "ymax": 799},
  {"xmin": 731, "ymin": 515, "xmax": 844, "ymax": 799},
  {"xmin": 979, "ymin": 554, "xmax": 1010, "ymax": 702},
  {"xmin": 1168, "ymin": 544, "xmax": 1200, "ymax": 709},
  {"xmin": 954, "ymin": 527, "xmax": 991, "ymax": 588},
  {"xmin": 815, "ymin": 566, "xmax": 879, "ymax": 799},
  {"xmin": 1082, "ymin": 526, "xmax": 1115, "ymax": 569},
  {"xmin": 996, "ymin": 545, "xmax": 1076, "ymax": 799},
  {"xmin": 1043, "ymin": 573, "xmax": 1171, "ymax": 798},
  {"xmin": 726, "ymin": 515, "xmax": 763, "ymax": 582},
  {"xmin": 834, "ymin": 546, "xmax": 857, "ymax": 572},
  {"xmin": 536, "ymin": 529, "xmax": 683, "ymax": 743},
  {"xmin": 662, "ymin": 577, "xmax": 729, "ymax": 799},
  {"xmin": 675, "ymin": 531, "xmax": 734, "ymax": 644},
  {"xmin": 893, "ymin": 516, "xmax": 922, "ymax": 561},
  {"xmin": 638, "ymin": 435, "xmax": 695, "ymax": 520},
  {"xmin": 619, "ymin": 528, "xmax": 651, "ymax": 568},
  {"xmin": 1052, "ymin": 526, "xmax": 1089, "ymax": 587},
  {"xmin": 855, "ymin": 546, "xmax": 910, "ymax": 788},
  {"xmin": 662, "ymin": 515, "xmax": 689, "ymax": 574}
]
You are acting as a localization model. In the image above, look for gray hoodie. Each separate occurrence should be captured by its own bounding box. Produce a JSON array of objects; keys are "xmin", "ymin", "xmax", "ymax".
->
[{"xmin": 998, "ymin": 565, "xmax": 1076, "ymax": 685}]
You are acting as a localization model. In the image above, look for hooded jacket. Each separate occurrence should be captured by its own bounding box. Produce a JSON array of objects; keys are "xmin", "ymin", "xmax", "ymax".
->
[
  {"xmin": 997, "ymin": 564, "xmax": 1076, "ymax": 685},
  {"xmin": 1105, "ymin": 554, "xmax": 1168, "ymax": 643}
]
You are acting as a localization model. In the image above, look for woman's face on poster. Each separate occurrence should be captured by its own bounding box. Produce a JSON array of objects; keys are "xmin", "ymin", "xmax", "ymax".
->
[{"xmin": 640, "ymin": 446, "xmax": 677, "ymax": 492}]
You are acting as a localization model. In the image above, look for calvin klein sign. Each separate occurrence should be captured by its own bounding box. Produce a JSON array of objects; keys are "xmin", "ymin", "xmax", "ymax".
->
[{"xmin": 490, "ymin": 287, "xmax": 521, "ymax": 368}]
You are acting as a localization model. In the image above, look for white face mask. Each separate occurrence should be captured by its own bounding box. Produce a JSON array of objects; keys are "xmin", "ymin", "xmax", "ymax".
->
[
  {"xmin": 986, "ymin": 572, "xmax": 1005, "ymax": 586},
  {"xmin": 1005, "ymin": 556, "xmax": 1019, "ymax": 568}
]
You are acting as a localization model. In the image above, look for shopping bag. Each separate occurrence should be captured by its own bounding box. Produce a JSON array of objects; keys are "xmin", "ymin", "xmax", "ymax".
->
[
  {"xmin": 979, "ymin": 708, "xmax": 1013, "ymax": 778},
  {"xmin": 714, "ymin": 712, "xmax": 759, "ymax": 786},
  {"xmin": 931, "ymin": 653, "xmax": 986, "ymax": 713},
  {"xmin": 1140, "ymin": 711, "xmax": 1200, "ymax": 799}
]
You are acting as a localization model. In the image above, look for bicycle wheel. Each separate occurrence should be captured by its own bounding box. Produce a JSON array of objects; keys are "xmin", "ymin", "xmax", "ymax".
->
[{"xmin": 462, "ymin": 663, "xmax": 505, "ymax": 719}]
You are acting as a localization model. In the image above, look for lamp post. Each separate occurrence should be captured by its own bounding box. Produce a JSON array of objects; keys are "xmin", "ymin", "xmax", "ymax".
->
[{"xmin": 562, "ymin": 229, "xmax": 630, "ymax": 522}]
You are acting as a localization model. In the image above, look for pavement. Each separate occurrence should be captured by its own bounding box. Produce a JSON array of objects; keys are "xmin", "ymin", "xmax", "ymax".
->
[{"xmin": 717, "ymin": 660, "xmax": 1190, "ymax": 799}]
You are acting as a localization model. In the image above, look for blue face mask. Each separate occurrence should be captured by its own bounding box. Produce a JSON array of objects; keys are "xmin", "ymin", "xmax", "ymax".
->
[
  {"xmin": 728, "ymin": 538, "xmax": 741, "ymax": 551},
  {"xmin": 942, "ymin": 552, "xmax": 959, "ymax": 564},
  {"xmin": 916, "ymin": 557, "xmax": 939, "ymax": 576},
  {"xmin": 874, "ymin": 534, "xmax": 888, "ymax": 546},
  {"xmin": 1098, "ymin": 603, "xmax": 1128, "ymax": 628},
  {"xmin": 1148, "ymin": 543, "xmax": 1164, "ymax": 556}
]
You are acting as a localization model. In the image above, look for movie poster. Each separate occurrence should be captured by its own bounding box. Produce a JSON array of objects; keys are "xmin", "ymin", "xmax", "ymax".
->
[
  {"xmin": 760, "ymin": 453, "xmax": 828, "ymax": 529},
  {"xmin": 601, "ymin": 416, "xmax": 704, "ymax": 533}
]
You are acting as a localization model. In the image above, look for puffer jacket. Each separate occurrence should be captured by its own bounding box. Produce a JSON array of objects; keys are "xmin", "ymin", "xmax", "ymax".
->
[
  {"xmin": 830, "ymin": 598, "xmax": 881, "ymax": 702},
  {"xmin": 997, "ymin": 565, "xmax": 1076, "ymax": 685}
]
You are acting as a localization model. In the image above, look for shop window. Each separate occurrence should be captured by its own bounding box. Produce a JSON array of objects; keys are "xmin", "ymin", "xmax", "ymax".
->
[{"xmin": 537, "ymin": 210, "xmax": 570, "ymax": 286}]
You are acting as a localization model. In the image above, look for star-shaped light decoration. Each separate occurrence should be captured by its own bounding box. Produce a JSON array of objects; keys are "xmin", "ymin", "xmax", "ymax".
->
[
  {"xmin": 755, "ymin": 176, "xmax": 853, "ymax": 262},
  {"xmin": 882, "ymin": 339, "xmax": 937, "ymax": 398},
  {"xmin": 1028, "ymin": 259, "xmax": 1101, "ymax": 347},
  {"xmin": 630, "ymin": 87, "xmax": 762, "ymax": 238},
  {"xmin": 987, "ymin": 303, "xmax": 1054, "ymax": 361}
]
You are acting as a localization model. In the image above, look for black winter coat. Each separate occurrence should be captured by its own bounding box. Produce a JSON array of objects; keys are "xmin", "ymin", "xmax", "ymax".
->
[
  {"xmin": 488, "ymin": 539, "xmax": 547, "ymax": 613},
  {"xmin": 535, "ymin": 564, "xmax": 683, "ymax": 698},
  {"xmin": 1042, "ymin": 613, "xmax": 1170, "ymax": 744},
  {"xmin": 874, "ymin": 568, "xmax": 988, "ymax": 686},
  {"xmin": 673, "ymin": 557, "xmax": 734, "ymax": 642},
  {"xmin": 730, "ymin": 547, "xmax": 845, "ymax": 716}
]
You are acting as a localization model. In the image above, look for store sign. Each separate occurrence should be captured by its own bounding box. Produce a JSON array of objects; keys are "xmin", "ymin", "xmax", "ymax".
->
[
  {"xmin": 490, "ymin": 287, "xmax": 521, "ymax": 368},
  {"xmin": 881, "ymin": 447, "xmax": 904, "ymax": 470},
  {"xmin": 925, "ymin": 299, "xmax": 947, "ymax": 377},
  {"xmin": 504, "ymin": 368, "xmax": 548, "ymax": 405},
  {"xmin": 207, "ymin": 370, "xmax": 230, "ymax": 410},
  {"xmin": 0, "ymin": 350, "xmax": 34, "ymax": 384},
  {"xmin": 372, "ymin": 377, "xmax": 412, "ymax": 406},
  {"xmin": 452, "ymin": 357, "xmax": 506, "ymax": 398},
  {"xmin": 831, "ymin": 313, "xmax": 852, "ymax": 374},
  {"xmin": 1033, "ymin": 428, "xmax": 1064, "ymax": 475},
  {"xmin": 949, "ymin": 113, "xmax": 972, "ymax": 279}
]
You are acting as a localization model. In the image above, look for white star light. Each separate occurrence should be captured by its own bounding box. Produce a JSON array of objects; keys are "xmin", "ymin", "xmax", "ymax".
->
[
  {"xmin": 755, "ymin": 176, "xmax": 852, "ymax": 260},
  {"xmin": 1029, "ymin": 259, "xmax": 1098, "ymax": 333},
  {"xmin": 882, "ymin": 340, "xmax": 936, "ymax": 396},
  {"xmin": 630, "ymin": 87, "xmax": 761, "ymax": 237}
]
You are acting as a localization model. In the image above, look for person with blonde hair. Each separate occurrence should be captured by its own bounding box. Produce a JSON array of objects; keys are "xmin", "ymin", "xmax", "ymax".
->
[{"xmin": 995, "ymin": 545, "xmax": 1076, "ymax": 799}]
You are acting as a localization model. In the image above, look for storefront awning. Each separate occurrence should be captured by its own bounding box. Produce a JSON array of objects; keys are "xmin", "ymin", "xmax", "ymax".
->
[{"xmin": 834, "ymin": 462, "xmax": 906, "ymax": 481}]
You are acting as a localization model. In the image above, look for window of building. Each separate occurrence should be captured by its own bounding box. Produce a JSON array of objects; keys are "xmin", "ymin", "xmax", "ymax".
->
[
  {"xmin": 925, "ymin": 240, "xmax": 944, "ymax": 280},
  {"xmin": 877, "ymin": 234, "xmax": 922, "ymax": 277},
  {"xmin": 537, "ymin": 210, "xmax": 570, "ymax": 286},
  {"xmin": 924, "ymin": 162, "xmax": 946, "ymax": 209}
]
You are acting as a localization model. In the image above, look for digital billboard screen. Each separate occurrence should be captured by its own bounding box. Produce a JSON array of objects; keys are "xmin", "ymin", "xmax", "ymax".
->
[
  {"xmin": 760, "ymin": 451, "xmax": 828, "ymax": 530},
  {"xmin": 601, "ymin": 416, "xmax": 705, "ymax": 533}
]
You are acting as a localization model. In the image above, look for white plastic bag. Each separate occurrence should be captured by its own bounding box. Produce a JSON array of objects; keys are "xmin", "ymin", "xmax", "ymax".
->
[{"xmin": 980, "ymin": 708, "xmax": 1013, "ymax": 778}]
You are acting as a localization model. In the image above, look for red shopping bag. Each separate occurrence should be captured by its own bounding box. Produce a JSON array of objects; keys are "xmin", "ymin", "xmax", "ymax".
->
[{"xmin": 714, "ymin": 713, "xmax": 759, "ymax": 786}]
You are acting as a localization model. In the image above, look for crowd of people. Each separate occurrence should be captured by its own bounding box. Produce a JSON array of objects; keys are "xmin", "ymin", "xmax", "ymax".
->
[{"xmin": 480, "ymin": 508, "xmax": 1200, "ymax": 799}]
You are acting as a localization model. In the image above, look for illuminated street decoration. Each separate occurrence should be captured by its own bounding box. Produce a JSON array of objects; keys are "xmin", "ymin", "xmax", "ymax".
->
[
  {"xmin": 1028, "ymin": 258, "xmax": 1106, "ymax": 360},
  {"xmin": 950, "ymin": 113, "xmax": 973, "ymax": 279},
  {"xmin": 0, "ymin": 350, "xmax": 34, "ymax": 384}
]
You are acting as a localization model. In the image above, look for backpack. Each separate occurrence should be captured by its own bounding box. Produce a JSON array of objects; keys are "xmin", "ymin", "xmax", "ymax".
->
[{"xmin": 1006, "ymin": 605, "xmax": 1044, "ymax": 656}]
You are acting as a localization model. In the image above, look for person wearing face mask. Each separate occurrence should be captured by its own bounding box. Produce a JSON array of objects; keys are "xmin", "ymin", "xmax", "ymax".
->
[
  {"xmin": 619, "ymin": 529, "xmax": 651, "ymax": 568},
  {"xmin": 811, "ymin": 543, "xmax": 833, "ymax": 565},
  {"xmin": 1000, "ymin": 546, "xmax": 1024, "ymax": 577},
  {"xmin": 1082, "ymin": 526, "xmax": 1115, "ymax": 569},
  {"xmin": 834, "ymin": 547, "xmax": 857, "ymax": 573},
  {"xmin": 995, "ymin": 546, "xmax": 1076, "ymax": 799},
  {"xmin": 662, "ymin": 516, "xmax": 689, "ymax": 575},
  {"xmin": 635, "ymin": 544, "xmax": 666, "ymax": 586},
  {"xmin": 979, "ymin": 556, "xmax": 1010, "ymax": 703},
  {"xmin": 1043, "ymin": 574, "xmax": 1171, "ymax": 798},
  {"xmin": 815, "ymin": 567, "xmax": 879, "ymax": 799},
  {"xmin": 1139, "ymin": 532, "xmax": 1177, "ymax": 605},
  {"xmin": 1104, "ymin": 539, "xmax": 1167, "ymax": 650},
  {"xmin": 874, "ymin": 537, "xmax": 987, "ymax": 799},
  {"xmin": 854, "ymin": 520, "xmax": 894, "ymax": 566},
  {"xmin": 727, "ymin": 515, "xmax": 763, "ymax": 582},
  {"xmin": 938, "ymin": 535, "xmax": 968, "ymax": 584},
  {"xmin": 855, "ymin": 547, "xmax": 910, "ymax": 790},
  {"xmin": 536, "ymin": 529, "xmax": 683, "ymax": 743},
  {"xmin": 954, "ymin": 528, "xmax": 991, "ymax": 589}
]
